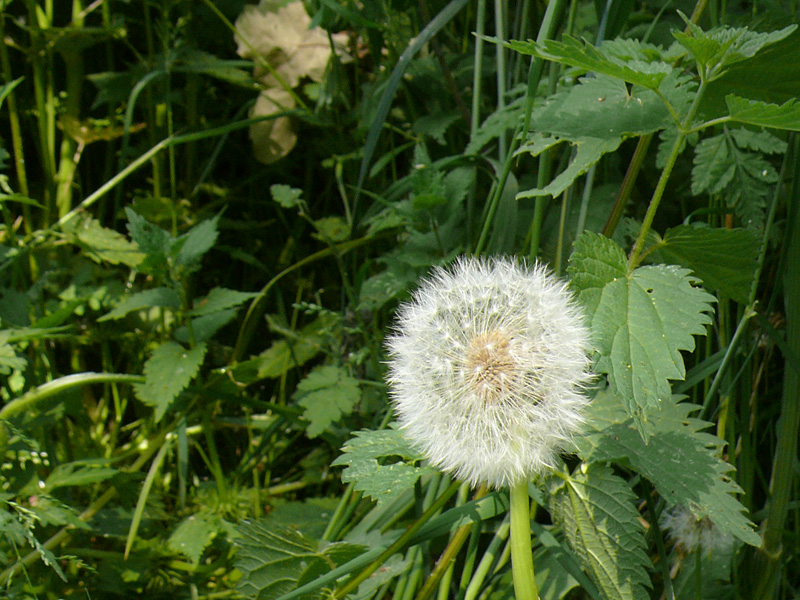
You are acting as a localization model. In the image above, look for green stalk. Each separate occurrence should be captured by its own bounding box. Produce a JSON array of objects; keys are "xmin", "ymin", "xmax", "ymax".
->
[
  {"xmin": 509, "ymin": 481, "xmax": 538, "ymax": 600},
  {"xmin": 463, "ymin": 515, "xmax": 511, "ymax": 600},
  {"xmin": 334, "ymin": 480, "xmax": 461, "ymax": 599},
  {"xmin": 753, "ymin": 136, "xmax": 800, "ymax": 599}
]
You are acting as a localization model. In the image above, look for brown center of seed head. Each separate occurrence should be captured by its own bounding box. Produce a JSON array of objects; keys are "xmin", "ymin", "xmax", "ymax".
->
[{"xmin": 465, "ymin": 330, "xmax": 517, "ymax": 402}]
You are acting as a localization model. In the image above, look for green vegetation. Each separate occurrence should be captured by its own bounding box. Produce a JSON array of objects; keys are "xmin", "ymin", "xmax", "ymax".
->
[{"xmin": 0, "ymin": 0, "xmax": 798, "ymax": 598}]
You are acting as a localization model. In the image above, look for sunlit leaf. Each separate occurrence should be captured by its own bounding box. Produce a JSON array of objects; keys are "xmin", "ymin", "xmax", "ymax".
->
[
  {"xmin": 293, "ymin": 365, "xmax": 360, "ymax": 438},
  {"xmin": 331, "ymin": 427, "xmax": 435, "ymax": 505}
]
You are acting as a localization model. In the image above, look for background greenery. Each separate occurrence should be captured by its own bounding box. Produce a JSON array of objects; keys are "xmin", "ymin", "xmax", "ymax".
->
[{"xmin": 0, "ymin": 0, "xmax": 798, "ymax": 598}]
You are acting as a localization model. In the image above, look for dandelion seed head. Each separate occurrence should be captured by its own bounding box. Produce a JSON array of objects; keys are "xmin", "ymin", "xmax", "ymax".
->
[
  {"xmin": 662, "ymin": 506, "xmax": 734, "ymax": 556},
  {"xmin": 386, "ymin": 256, "xmax": 593, "ymax": 488}
]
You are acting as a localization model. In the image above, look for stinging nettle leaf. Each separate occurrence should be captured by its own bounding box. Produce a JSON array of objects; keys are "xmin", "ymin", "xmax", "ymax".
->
[
  {"xmin": 134, "ymin": 341, "xmax": 207, "ymax": 422},
  {"xmin": 331, "ymin": 427, "xmax": 435, "ymax": 505},
  {"xmin": 548, "ymin": 462, "xmax": 651, "ymax": 600},
  {"xmin": 293, "ymin": 365, "xmax": 360, "ymax": 438},
  {"xmin": 577, "ymin": 389, "xmax": 761, "ymax": 547},
  {"xmin": 726, "ymin": 95, "xmax": 800, "ymax": 131},
  {"xmin": 505, "ymin": 35, "xmax": 672, "ymax": 89},
  {"xmin": 69, "ymin": 216, "xmax": 144, "ymax": 267},
  {"xmin": 187, "ymin": 287, "xmax": 259, "ymax": 317},
  {"xmin": 167, "ymin": 512, "xmax": 222, "ymax": 564},
  {"xmin": 176, "ymin": 213, "xmax": 220, "ymax": 270},
  {"xmin": 568, "ymin": 233, "xmax": 716, "ymax": 432},
  {"xmin": 234, "ymin": 518, "xmax": 365, "ymax": 600}
]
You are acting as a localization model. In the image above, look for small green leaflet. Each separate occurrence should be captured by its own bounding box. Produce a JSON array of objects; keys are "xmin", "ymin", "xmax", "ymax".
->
[
  {"xmin": 293, "ymin": 365, "xmax": 360, "ymax": 438},
  {"xmin": 43, "ymin": 460, "xmax": 118, "ymax": 492},
  {"xmin": 134, "ymin": 341, "xmax": 207, "ymax": 422},
  {"xmin": 168, "ymin": 512, "xmax": 223, "ymax": 564},
  {"xmin": 646, "ymin": 225, "xmax": 760, "ymax": 304},
  {"xmin": 271, "ymin": 184, "xmax": 304, "ymax": 209},
  {"xmin": 256, "ymin": 315, "xmax": 334, "ymax": 379},
  {"xmin": 68, "ymin": 216, "xmax": 144, "ymax": 267},
  {"xmin": 577, "ymin": 389, "xmax": 761, "ymax": 547},
  {"xmin": 125, "ymin": 207, "xmax": 172, "ymax": 256},
  {"xmin": 331, "ymin": 427, "xmax": 435, "ymax": 505},
  {"xmin": 547, "ymin": 463, "xmax": 651, "ymax": 600},
  {"xmin": 98, "ymin": 287, "xmax": 181, "ymax": 322},
  {"xmin": 726, "ymin": 95, "xmax": 800, "ymax": 131},
  {"xmin": 690, "ymin": 128, "xmax": 784, "ymax": 227},
  {"xmin": 568, "ymin": 233, "xmax": 715, "ymax": 433},
  {"xmin": 234, "ymin": 518, "xmax": 365, "ymax": 600},
  {"xmin": 504, "ymin": 35, "xmax": 672, "ymax": 89}
]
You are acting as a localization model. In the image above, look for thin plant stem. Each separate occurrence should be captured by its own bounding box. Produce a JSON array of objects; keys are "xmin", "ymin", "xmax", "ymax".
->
[
  {"xmin": 494, "ymin": 0, "xmax": 507, "ymax": 161},
  {"xmin": 333, "ymin": 480, "xmax": 461, "ymax": 599},
  {"xmin": 509, "ymin": 481, "xmax": 538, "ymax": 600}
]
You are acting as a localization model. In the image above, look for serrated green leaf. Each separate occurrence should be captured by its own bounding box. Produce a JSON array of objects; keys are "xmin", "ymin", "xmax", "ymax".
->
[
  {"xmin": 548, "ymin": 463, "xmax": 651, "ymax": 600},
  {"xmin": 188, "ymin": 287, "xmax": 259, "ymax": 317},
  {"xmin": 331, "ymin": 427, "xmax": 434, "ymax": 505},
  {"xmin": 168, "ymin": 513, "xmax": 221, "ymax": 564},
  {"xmin": 357, "ymin": 268, "xmax": 414, "ymax": 312},
  {"xmin": 568, "ymin": 233, "xmax": 715, "ymax": 430},
  {"xmin": 271, "ymin": 184, "xmax": 303, "ymax": 209},
  {"xmin": 176, "ymin": 213, "xmax": 219, "ymax": 270},
  {"xmin": 312, "ymin": 216, "xmax": 349, "ymax": 243},
  {"xmin": 577, "ymin": 389, "xmax": 761, "ymax": 547},
  {"xmin": 0, "ymin": 335, "xmax": 27, "ymax": 374},
  {"xmin": 412, "ymin": 109, "xmax": 461, "ymax": 145},
  {"xmin": 726, "ymin": 95, "xmax": 800, "ymax": 131},
  {"xmin": 534, "ymin": 75, "xmax": 677, "ymax": 140},
  {"xmin": 31, "ymin": 495, "xmax": 91, "ymax": 530},
  {"xmin": 125, "ymin": 207, "xmax": 172, "ymax": 256},
  {"xmin": 672, "ymin": 20, "xmax": 796, "ymax": 78},
  {"xmin": 235, "ymin": 518, "xmax": 365, "ymax": 600},
  {"xmin": 293, "ymin": 365, "xmax": 360, "ymax": 438},
  {"xmin": 134, "ymin": 341, "xmax": 207, "ymax": 422},
  {"xmin": 647, "ymin": 225, "xmax": 760, "ymax": 304},
  {"xmin": 505, "ymin": 35, "xmax": 672, "ymax": 89},
  {"xmin": 176, "ymin": 309, "xmax": 238, "ymax": 344},
  {"xmin": 691, "ymin": 129, "xmax": 781, "ymax": 227},
  {"xmin": 98, "ymin": 287, "xmax": 181, "ymax": 322},
  {"xmin": 568, "ymin": 232, "xmax": 628, "ymax": 318},
  {"xmin": 69, "ymin": 216, "xmax": 144, "ymax": 267}
]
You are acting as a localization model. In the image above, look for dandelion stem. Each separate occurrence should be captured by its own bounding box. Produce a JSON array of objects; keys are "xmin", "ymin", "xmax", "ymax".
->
[{"xmin": 510, "ymin": 481, "xmax": 539, "ymax": 600}]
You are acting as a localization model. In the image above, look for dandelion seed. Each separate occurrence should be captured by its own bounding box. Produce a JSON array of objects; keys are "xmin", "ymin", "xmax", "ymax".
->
[
  {"xmin": 386, "ymin": 256, "xmax": 592, "ymax": 489},
  {"xmin": 662, "ymin": 505, "xmax": 734, "ymax": 556}
]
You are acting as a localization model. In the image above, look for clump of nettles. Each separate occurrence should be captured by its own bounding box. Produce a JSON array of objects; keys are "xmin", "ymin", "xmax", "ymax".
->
[
  {"xmin": 386, "ymin": 257, "xmax": 592, "ymax": 489},
  {"xmin": 662, "ymin": 506, "xmax": 735, "ymax": 556}
]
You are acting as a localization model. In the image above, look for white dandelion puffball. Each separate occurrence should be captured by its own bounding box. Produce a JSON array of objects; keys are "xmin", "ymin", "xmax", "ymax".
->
[
  {"xmin": 386, "ymin": 256, "xmax": 593, "ymax": 489},
  {"xmin": 661, "ymin": 506, "xmax": 734, "ymax": 556}
]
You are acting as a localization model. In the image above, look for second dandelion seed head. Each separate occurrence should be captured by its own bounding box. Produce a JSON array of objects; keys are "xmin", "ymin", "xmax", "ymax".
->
[{"xmin": 386, "ymin": 256, "xmax": 593, "ymax": 489}]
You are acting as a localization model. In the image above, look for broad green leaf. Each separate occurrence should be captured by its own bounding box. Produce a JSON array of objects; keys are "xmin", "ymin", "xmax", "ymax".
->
[
  {"xmin": 568, "ymin": 233, "xmax": 715, "ymax": 431},
  {"xmin": 672, "ymin": 19, "xmax": 796, "ymax": 79},
  {"xmin": 293, "ymin": 365, "xmax": 360, "ymax": 438},
  {"xmin": 271, "ymin": 184, "xmax": 303, "ymax": 209},
  {"xmin": 533, "ymin": 75, "xmax": 679, "ymax": 140},
  {"xmin": 726, "ymin": 95, "xmax": 800, "ymax": 131},
  {"xmin": 235, "ymin": 518, "xmax": 365, "ymax": 600},
  {"xmin": 412, "ymin": 109, "xmax": 461, "ymax": 145},
  {"xmin": 98, "ymin": 287, "xmax": 181, "ymax": 322},
  {"xmin": 647, "ymin": 225, "xmax": 760, "ymax": 304},
  {"xmin": 30, "ymin": 495, "xmax": 91, "ymax": 530},
  {"xmin": 176, "ymin": 309, "xmax": 238, "ymax": 344},
  {"xmin": 168, "ymin": 512, "xmax": 222, "ymax": 564},
  {"xmin": 43, "ymin": 460, "xmax": 118, "ymax": 491},
  {"xmin": 188, "ymin": 287, "xmax": 259, "ymax": 317},
  {"xmin": 465, "ymin": 94, "xmax": 525, "ymax": 155},
  {"xmin": 505, "ymin": 35, "xmax": 672, "ymax": 89},
  {"xmin": 357, "ymin": 268, "xmax": 414, "ymax": 312},
  {"xmin": 331, "ymin": 427, "xmax": 435, "ymax": 505},
  {"xmin": 577, "ymin": 389, "xmax": 761, "ymax": 547},
  {"xmin": 134, "ymin": 341, "xmax": 207, "ymax": 422},
  {"xmin": 548, "ymin": 463, "xmax": 650, "ymax": 600},
  {"xmin": 68, "ymin": 216, "xmax": 144, "ymax": 267},
  {"xmin": 176, "ymin": 213, "xmax": 220, "ymax": 270}
]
